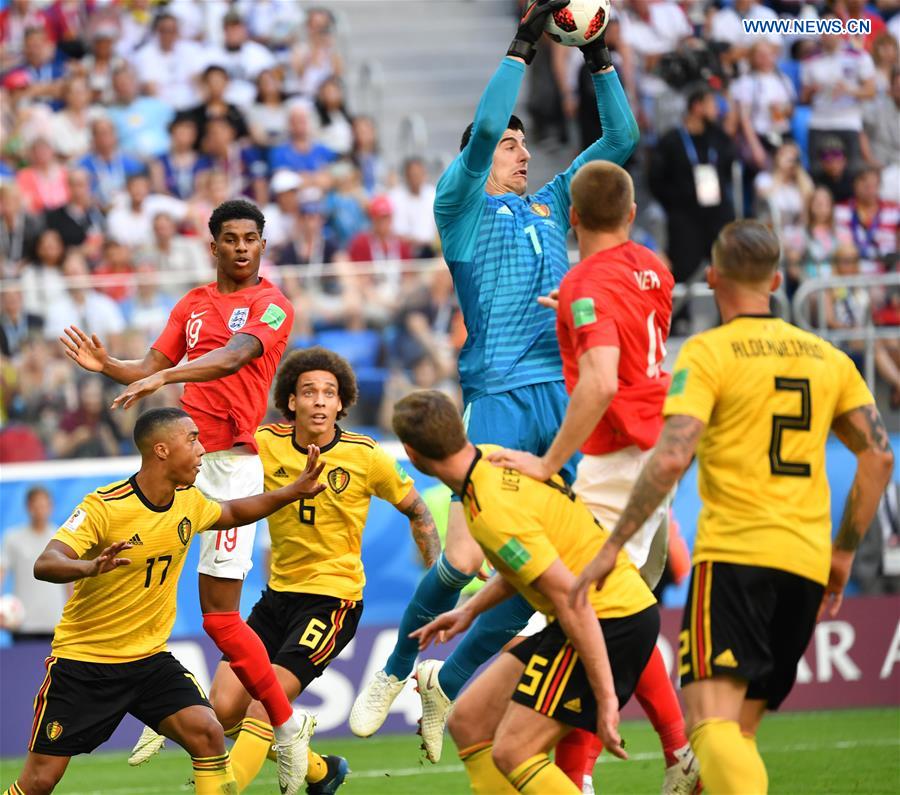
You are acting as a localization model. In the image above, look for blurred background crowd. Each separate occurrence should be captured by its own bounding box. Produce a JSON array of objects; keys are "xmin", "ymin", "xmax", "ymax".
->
[{"xmin": 0, "ymin": 0, "xmax": 897, "ymax": 466}]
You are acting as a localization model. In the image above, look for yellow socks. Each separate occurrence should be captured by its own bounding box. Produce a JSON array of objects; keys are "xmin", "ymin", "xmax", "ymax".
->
[
  {"xmin": 459, "ymin": 742, "xmax": 517, "ymax": 794},
  {"xmin": 3, "ymin": 782, "xmax": 26, "ymax": 794},
  {"xmin": 690, "ymin": 719, "xmax": 767, "ymax": 794},
  {"xmin": 507, "ymin": 753, "xmax": 580, "ymax": 793},
  {"xmin": 229, "ymin": 718, "xmax": 273, "ymax": 791},
  {"xmin": 307, "ymin": 750, "xmax": 328, "ymax": 784},
  {"xmin": 192, "ymin": 754, "xmax": 238, "ymax": 794}
]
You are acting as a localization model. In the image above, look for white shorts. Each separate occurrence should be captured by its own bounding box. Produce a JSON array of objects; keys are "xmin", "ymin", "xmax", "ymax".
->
[
  {"xmin": 574, "ymin": 446, "xmax": 672, "ymax": 589},
  {"xmin": 196, "ymin": 449, "xmax": 264, "ymax": 580}
]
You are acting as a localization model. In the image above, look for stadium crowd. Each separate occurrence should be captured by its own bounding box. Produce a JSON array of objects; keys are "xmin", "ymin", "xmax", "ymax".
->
[{"xmin": 0, "ymin": 0, "xmax": 898, "ymax": 465}]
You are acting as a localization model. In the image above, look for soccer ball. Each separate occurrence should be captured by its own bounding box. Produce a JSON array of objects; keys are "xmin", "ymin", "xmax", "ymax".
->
[
  {"xmin": 544, "ymin": 0, "xmax": 611, "ymax": 47},
  {"xmin": 0, "ymin": 594, "xmax": 25, "ymax": 631}
]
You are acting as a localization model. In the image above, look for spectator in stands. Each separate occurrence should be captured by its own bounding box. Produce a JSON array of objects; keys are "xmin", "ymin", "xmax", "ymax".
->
[
  {"xmin": 199, "ymin": 116, "xmax": 259, "ymax": 199},
  {"xmin": 79, "ymin": 23, "xmax": 122, "ymax": 105},
  {"xmin": 862, "ymin": 67, "xmax": 900, "ymax": 204},
  {"xmin": 212, "ymin": 10, "xmax": 276, "ymax": 109},
  {"xmin": 242, "ymin": 0, "xmax": 304, "ymax": 51},
  {"xmin": 150, "ymin": 114, "xmax": 212, "ymax": 200},
  {"xmin": 0, "ymin": 486, "xmax": 67, "ymax": 643},
  {"xmin": 823, "ymin": 241, "xmax": 869, "ymax": 371},
  {"xmin": 0, "ymin": 0, "xmax": 50, "ymax": 71},
  {"xmin": 833, "ymin": 0, "xmax": 887, "ymax": 54},
  {"xmin": 0, "ymin": 180, "xmax": 42, "ymax": 266},
  {"xmin": 136, "ymin": 211, "xmax": 211, "ymax": 287},
  {"xmin": 708, "ymin": 0, "xmax": 780, "ymax": 70},
  {"xmin": 92, "ymin": 239, "xmax": 135, "ymax": 303},
  {"xmin": 106, "ymin": 171, "xmax": 187, "ymax": 249},
  {"xmin": 870, "ymin": 32, "xmax": 898, "ymax": 99},
  {"xmin": 326, "ymin": 160, "xmax": 369, "ymax": 247},
  {"xmin": 389, "ymin": 156, "xmax": 438, "ymax": 258},
  {"xmin": 814, "ymin": 134, "xmax": 855, "ymax": 204},
  {"xmin": 835, "ymin": 167, "xmax": 900, "ymax": 272},
  {"xmin": 803, "ymin": 185, "xmax": 847, "ymax": 279},
  {"xmin": 278, "ymin": 191, "xmax": 340, "ymax": 269},
  {"xmin": 121, "ymin": 263, "xmax": 175, "ymax": 338},
  {"xmin": 263, "ymin": 169, "xmax": 303, "ymax": 251},
  {"xmin": 43, "ymin": 167, "xmax": 105, "ymax": 256},
  {"xmin": 184, "ymin": 64, "xmax": 250, "ymax": 148},
  {"xmin": 13, "ymin": 25, "xmax": 66, "ymax": 108},
  {"xmin": 185, "ymin": 168, "xmax": 231, "ymax": 240},
  {"xmin": 649, "ymin": 84, "xmax": 736, "ymax": 292},
  {"xmin": 106, "ymin": 64, "xmax": 173, "ymax": 159},
  {"xmin": 44, "ymin": 250, "xmax": 125, "ymax": 343},
  {"xmin": 248, "ymin": 69, "xmax": 291, "ymax": 147},
  {"xmin": 730, "ymin": 42, "xmax": 795, "ymax": 172},
  {"xmin": 287, "ymin": 6, "xmax": 343, "ymax": 99},
  {"xmin": 0, "ymin": 281, "xmax": 43, "ymax": 357},
  {"xmin": 47, "ymin": 75, "xmax": 96, "ymax": 161},
  {"xmin": 268, "ymin": 102, "xmax": 337, "ymax": 186},
  {"xmin": 19, "ymin": 227, "xmax": 67, "ymax": 317},
  {"xmin": 16, "ymin": 135, "xmax": 68, "ymax": 214},
  {"xmin": 52, "ymin": 377, "xmax": 124, "ymax": 459},
  {"xmin": 77, "ymin": 117, "xmax": 144, "ymax": 209},
  {"xmin": 133, "ymin": 11, "xmax": 208, "ymax": 111},
  {"xmin": 315, "ymin": 76, "xmax": 353, "ymax": 156},
  {"xmin": 348, "ymin": 194, "xmax": 413, "ymax": 326},
  {"xmin": 351, "ymin": 114, "xmax": 384, "ymax": 194},
  {"xmin": 802, "ymin": 24, "xmax": 876, "ymax": 175},
  {"xmin": 754, "ymin": 141, "xmax": 814, "ymax": 240}
]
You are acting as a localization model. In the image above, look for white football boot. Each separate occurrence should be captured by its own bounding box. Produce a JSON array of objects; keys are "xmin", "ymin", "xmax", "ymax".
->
[
  {"xmin": 349, "ymin": 670, "xmax": 407, "ymax": 737},
  {"xmin": 415, "ymin": 659, "xmax": 453, "ymax": 763}
]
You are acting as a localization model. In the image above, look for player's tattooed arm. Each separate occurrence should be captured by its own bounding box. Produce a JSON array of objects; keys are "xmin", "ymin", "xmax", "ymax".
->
[
  {"xmin": 397, "ymin": 490, "xmax": 441, "ymax": 567},
  {"xmin": 609, "ymin": 415, "xmax": 704, "ymax": 548},
  {"xmin": 831, "ymin": 404, "xmax": 894, "ymax": 553}
]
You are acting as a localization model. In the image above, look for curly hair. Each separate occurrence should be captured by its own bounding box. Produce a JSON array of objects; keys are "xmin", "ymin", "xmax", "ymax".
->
[
  {"xmin": 274, "ymin": 347, "xmax": 358, "ymax": 421},
  {"xmin": 208, "ymin": 199, "xmax": 265, "ymax": 240}
]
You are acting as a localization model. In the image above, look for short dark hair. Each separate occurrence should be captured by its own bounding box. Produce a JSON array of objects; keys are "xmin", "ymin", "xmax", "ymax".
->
[
  {"xmin": 571, "ymin": 161, "xmax": 634, "ymax": 232},
  {"xmin": 25, "ymin": 485, "xmax": 50, "ymax": 505},
  {"xmin": 712, "ymin": 220, "xmax": 781, "ymax": 283},
  {"xmin": 208, "ymin": 199, "xmax": 265, "ymax": 240},
  {"xmin": 133, "ymin": 407, "xmax": 190, "ymax": 454},
  {"xmin": 274, "ymin": 347, "xmax": 358, "ymax": 421},
  {"xmin": 392, "ymin": 390, "xmax": 467, "ymax": 460},
  {"xmin": 202, "ymin": 64, "xmax": 228, "ymax": 81},
  {"xmin": 686, "ymin": 83, "xmax": 712, "ymax": 112},
  {"xmin": 460, "ymin": 114, "xmax": 525, "ymax": 152}
]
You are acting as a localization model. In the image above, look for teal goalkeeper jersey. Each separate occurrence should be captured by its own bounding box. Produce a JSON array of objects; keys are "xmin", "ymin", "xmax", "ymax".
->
[{"xmin": 434, "ymin": 59, "xmax": 639, "ymax": 404}]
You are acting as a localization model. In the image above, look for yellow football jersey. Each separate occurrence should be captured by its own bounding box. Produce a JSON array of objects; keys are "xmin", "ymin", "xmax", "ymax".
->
[
  {"xmin": 462, "ymin": 445, "xmax": 656, "ymax": 619},
  {"xmin": 664, "ymin": 316, "xmax": 874, "ymax": 585},
  {"xmin": 256, "ymin": 424, "xmax": 413, "ymax": 600},
  {"xmin": 51, "ymin": 477, "xmax": 222, "ymax": 663}
]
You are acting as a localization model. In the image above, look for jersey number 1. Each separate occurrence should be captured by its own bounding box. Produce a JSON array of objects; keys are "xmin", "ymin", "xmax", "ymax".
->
[{"xmin": 769, "ymin": 377, "xmax": 812, "ymax": 477}]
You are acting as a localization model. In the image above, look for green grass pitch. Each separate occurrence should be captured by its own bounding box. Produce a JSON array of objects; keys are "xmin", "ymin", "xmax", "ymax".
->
[{"xmin": 1, "ymin": 708, "xmax": 897, "ymax": 794}]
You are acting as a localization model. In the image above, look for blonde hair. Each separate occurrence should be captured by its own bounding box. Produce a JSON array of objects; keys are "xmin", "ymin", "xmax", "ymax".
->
[
  {"xmin": 570, "ymin": 161, "xmax": 634, "ymax": 232},
  {"xmin": 712, "ymin": 220, "xmax": 781, "ymax": 283}
]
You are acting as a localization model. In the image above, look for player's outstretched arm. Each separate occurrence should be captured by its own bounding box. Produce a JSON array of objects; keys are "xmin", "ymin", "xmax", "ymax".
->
[
  {"xmin": 488, "ymin": 346, "xmax": 619, "ymax": 480},
  {"xmin": 111, "ymin": 333, "xmax": 263, "ymax": 410},
  {"xmin": 34, "ymin": 539, "xmax": 133, "ymax": 584},
  {"xmin": 212, "ymin": 444, "xmax": 327, "ymax": 531},
  {"xmin": 411, "ymin": 574, "xmax": 517, "ymax": 650},
  {"xmin": 823, "ymin": 404, "xmax": 895, "ymax": 618},
  {"xmin": 61, "ymin": 325, "xmax": 173, "ymax": 386},
  {"xmin": 395, "ymin": 488, "xmax": 441, "ymax": 567},
  {"xmin": 534, "ymin": 558, "xmax": 626, "ymax": 760},
  {"xmin": 571, "ymin": 414, "xmax": 704, "ymax": 606}
]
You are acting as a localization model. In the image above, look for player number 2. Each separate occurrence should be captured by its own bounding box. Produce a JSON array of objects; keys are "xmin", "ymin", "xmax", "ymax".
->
[
  {"xmin": 144, "ymin": 555, "xmax": 172, "ymax": 588},
  {"xmin": 769, "ymin": 376, "xmax": 812, "ymax": 477},
  {"xmin": 524, "ymin": 224, "xmax": 542, "ymax": 255},
  {"xmin": 215, "ymin": 527, "xmax": 238, "ymax": 552},
  {"xmin": 645, "ymin": 310, "xmax": 666, "ymax": 378}
]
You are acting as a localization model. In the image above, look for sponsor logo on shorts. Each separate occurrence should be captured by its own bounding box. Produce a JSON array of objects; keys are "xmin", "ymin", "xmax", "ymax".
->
[
  {"xmin": 714, "ymin": 649, "xmax": 739, "ymax": 668},
  {"xmin": 46, "ymin": 721, "xmax": 63, "ymax": 742},
  {"xmin": 328, "ymin": 467, "xmax": 350, "ymax": 493},
  {"xmin": 562, "ymin": 697, "xmax": 582, "ymax": 713},
  {"xmin": 228, "ymin": 307, "xmax": 250, "ymax": 332},
  {"xmin": 213, "ymin": 556, "xmax": 232, "ymax": 565},
  {"xmin": 669, "ymin": 368, "xmax": 688, "ymax": 397},
  {"xmin": 177, "ymin": 517, "xmax": 192, "ymax": 546},
  {"xmin": 497, "ymin": 538, "xmax": 531, "ymax": 571},
  {"xmin": 261, "ymin": 303, "xmax": 287, "ymax": 331},
  {"xmin": 571, "ymin": 297, "xmax": 597, "ymax": 328}
]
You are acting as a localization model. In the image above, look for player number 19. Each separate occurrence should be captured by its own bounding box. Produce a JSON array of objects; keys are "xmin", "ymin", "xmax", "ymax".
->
[{"xmin": 645, "ymin": 310, "xmax": 666, "ymax": 379}]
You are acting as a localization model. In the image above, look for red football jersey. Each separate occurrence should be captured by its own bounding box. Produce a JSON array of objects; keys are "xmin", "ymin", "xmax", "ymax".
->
[
  {"xmin": 152, "ymin": 278, "xmax": 294, "ymax": 453},
  {"xmin": 557, "ymin": 241, "xmax": 674, "ymax": 455}
]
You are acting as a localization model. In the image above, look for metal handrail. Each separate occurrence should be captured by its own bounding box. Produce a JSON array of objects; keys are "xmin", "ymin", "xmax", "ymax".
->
[
  {"xmin": 792, "ymin": 272, "xmax": 900, "ymax": 389},
  {"xmin": 355, "ymin": 61, "xmax": 384, "ymax": 128}
]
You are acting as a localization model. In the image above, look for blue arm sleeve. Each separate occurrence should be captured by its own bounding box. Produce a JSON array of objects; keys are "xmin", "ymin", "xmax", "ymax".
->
[
  {"xmin": 435, "ymin": 58, "xmax": 526, "ymax": 247},
  {"xmin": 541, "ymin": 69, "xmax": 640, "ymax": 224}
]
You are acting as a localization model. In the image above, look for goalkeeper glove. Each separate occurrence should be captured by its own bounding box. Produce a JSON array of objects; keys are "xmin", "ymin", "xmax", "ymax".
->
[
  {"xmin": 507, "ymin": 0, "xmax": 570, "ymax": 65},
  {"xmin": 581, "ymin": 33, "xmax": 613, "ymax": 73}
]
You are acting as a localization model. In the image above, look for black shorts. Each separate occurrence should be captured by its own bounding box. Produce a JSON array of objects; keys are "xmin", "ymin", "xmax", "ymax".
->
[
  {"xmin": 29, "ymin": 652, "xmax": 211, "ymax": 756},
  {"xmin": 233, "ymin": 588, "xmax": 362, "ymax": 689},
  {"xmin": 679, "ymin": 561, "xmax": 824, "ymax": 709},
  {"xmin": 509, "ymin": 606, "xmax": 659, "ymax": 732}
]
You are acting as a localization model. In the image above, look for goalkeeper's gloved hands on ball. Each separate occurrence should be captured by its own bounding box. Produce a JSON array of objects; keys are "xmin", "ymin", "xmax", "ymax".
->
[
  {"xmin": 507, "ymin": 0, "xmax": 570, "ymax": 65},
  {"xmin": 580, "ymin": 32, "xmax": 613, "ymax": 73}
]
